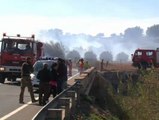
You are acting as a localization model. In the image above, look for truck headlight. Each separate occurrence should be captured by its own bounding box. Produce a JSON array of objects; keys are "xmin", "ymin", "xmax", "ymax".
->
[{"xmin": 0, "ymin": 67, "xmax": 5, "ymax": 72}]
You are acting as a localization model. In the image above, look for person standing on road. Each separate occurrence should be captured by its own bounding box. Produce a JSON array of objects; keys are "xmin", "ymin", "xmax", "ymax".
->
[
  {"xmin": 37, "ymin": 63, "xmax": 51, "ymax": 105},
  {"xmin": 67, "ymin": 59, "xmax": 72, "ymax": 76},
  {"xmin": 57, "ymin": 58, "xmax": 68, "ymax": 94},
  {"xmin": 19, "ymin": 57, "xmax": 37, "ymax": 104},
  {"xmin": 79, "ymin": 58, "xmax": 84, "ymax": 74}
]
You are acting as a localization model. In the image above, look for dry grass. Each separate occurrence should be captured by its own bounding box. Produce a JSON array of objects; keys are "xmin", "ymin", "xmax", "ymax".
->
[{"xmin": 102, "ymin": 62, "xmax": 137, "ymax": 72}]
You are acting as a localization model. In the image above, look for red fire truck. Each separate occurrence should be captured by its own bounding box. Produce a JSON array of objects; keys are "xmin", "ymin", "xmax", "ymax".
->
[
  {"xmin": 132, "ymin": 48, "xmax": 159, "ymax": 69},
  {"xmin": 0, "ymin": 33, "xmax": 43, "ymax": 83}
]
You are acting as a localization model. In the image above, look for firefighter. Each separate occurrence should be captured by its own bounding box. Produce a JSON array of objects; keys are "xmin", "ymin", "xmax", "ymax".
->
[
  {"xmin": 19, "ymin": 57, "xmax": 37, "ymax": 104},
  {"xmin": 5, "ymin": 42, "xmax": 14, "ymax": 52},
  {"xmin": 67, "ymin": 59, "xmax": 72, "ymax": 76},
  {"xmin": 100, "ymin": 59, "xmax": 104, "ymax": 71},
  {"xmin": 79, "ymin": 58, "xmax": 84, "ymax": 74}
]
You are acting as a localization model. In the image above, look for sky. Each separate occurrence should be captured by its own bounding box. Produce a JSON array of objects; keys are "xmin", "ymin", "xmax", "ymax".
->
[
  {"xmin": 0, "ymin": 0, "xmax": 159, "ymax": 60},
  {"xmin": 0, "ymin": 0, "xmax": 159, "ymax": 37}
]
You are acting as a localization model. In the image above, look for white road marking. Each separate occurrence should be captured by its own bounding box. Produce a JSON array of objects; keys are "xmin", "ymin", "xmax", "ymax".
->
[{"xmin": 0, "ymin": 101, "xmax": 32, "ymax": 120}]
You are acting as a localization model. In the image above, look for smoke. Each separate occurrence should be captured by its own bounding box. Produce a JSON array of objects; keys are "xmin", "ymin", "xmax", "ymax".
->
[{"xmin": 37, "ymin": 27, "xmax": 158, "ymax": 61}]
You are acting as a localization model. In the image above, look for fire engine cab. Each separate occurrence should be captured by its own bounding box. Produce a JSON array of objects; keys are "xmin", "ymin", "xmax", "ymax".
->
[
  {"xmin": 132, "ymin": 48, "xmax": 159, "ymax": 69},
  {"xmin": 0, "ymin": 33, "xmax": 43, "ymax": 83}
]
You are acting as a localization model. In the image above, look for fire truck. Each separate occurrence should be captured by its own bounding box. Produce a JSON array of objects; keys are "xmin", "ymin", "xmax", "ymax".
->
[
  {"xmin": 132, "ymin": 48, "xmax": 159, "ymax": 69},
  {"xmin": 0, "ymin": 33, "xmax": 43, "ymax": 83}
]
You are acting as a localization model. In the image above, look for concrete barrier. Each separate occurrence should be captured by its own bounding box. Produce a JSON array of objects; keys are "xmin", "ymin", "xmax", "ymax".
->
[{"xmin": 32, "ymin": 67, "xmax": 95, "ymax": 120}]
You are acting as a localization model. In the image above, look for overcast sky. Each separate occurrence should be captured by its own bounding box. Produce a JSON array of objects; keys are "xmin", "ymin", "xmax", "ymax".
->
[{"xmin": 0, "ymin": 0, "xmax": 158, "ymax": 37}]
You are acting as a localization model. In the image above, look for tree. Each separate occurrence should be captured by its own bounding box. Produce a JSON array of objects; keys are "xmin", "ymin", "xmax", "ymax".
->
[
  {"xmin": 95, "ymin": 33, "xmax": 105, "ymax": 38},
  {"xmin": 115, "ymin": 52, "xmax": 129, "ymax": 62},
  {"xmin": 84, "ymin": 51, "xmax": 97, "ymax": 61},
  {"xmin": 44, "ymin": 41, "xmax": 65, "ymax": 59},
  {"xmin": 84, "ymin": 51, "xmax": 97, "ymax": 66},
  {"xmin": 124, "ymin": 26, "xmax": 143, "ymax": 40},
  {"xmin": 66, "ymin": 50, "xmax": 81, "ymax": 62},
  {"xmin": 99, "ymin": 51, "xmax": 113, "ymax": 62},
  {"xmin": 146, "ymin": 24, "xmax": 159, "ymax": 38}
]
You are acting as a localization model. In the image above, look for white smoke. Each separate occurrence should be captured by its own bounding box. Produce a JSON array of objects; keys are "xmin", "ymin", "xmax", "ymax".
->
[{"xmin": 37, "ymin": 27, "xmax": 158, "ymax": 61}]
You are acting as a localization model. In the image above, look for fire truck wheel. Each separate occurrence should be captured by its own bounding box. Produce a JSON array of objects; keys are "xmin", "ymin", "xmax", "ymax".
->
[
  {"xmin": 0, "ymin": 75, "xmax": 5, "ymax": 83},
  {"xmin": 140, "ymin": 62, "xmax": 147, "ymax": 70},
  {"xmin": 138, "ymin": 64, "xmax": 141, "ymax": 69}
]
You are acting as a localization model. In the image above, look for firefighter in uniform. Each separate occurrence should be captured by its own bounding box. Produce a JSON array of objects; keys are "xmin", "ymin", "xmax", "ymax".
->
[{"xmin": 19, "ymin": 57, "xmax": 37, "ymax": 104}]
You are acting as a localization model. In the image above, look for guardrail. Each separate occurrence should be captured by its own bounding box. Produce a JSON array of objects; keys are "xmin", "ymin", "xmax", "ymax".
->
[{"xmin": 32, "ymin": 67, "xmax": 96, "ymax": 120}]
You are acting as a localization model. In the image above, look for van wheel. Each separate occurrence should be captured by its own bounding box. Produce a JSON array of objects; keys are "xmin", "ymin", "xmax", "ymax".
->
[
  {"xmin": 12, "ymin": 77, "xmax": 16, "ymax": 82},
  {"xmin": 7, "ymin": 77, "xmax": 16, "ymax": 82},
  {"xmin": 0, "ymin": 75, "xmax": 5, "ymax": 83}
]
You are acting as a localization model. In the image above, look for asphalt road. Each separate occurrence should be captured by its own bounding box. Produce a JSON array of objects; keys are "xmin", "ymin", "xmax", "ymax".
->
[{"xmin": 0, "ymin": 69, "xmax": 79, "ymax": 120}]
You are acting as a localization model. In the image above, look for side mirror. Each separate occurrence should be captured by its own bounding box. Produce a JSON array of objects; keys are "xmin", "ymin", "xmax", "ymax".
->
[{"xmin": 131, "ymin": 54, "xmax": 134, "ymax": 59}]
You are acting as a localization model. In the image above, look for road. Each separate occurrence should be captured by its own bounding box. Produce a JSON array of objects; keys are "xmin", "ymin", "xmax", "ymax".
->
[{"xmin": 0, "ymin": 69, "xmax": 79, "ymax": 120}]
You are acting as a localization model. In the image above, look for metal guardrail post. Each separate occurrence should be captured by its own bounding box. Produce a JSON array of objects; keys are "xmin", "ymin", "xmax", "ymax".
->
[
  {"xmin": 47, "ymin": 108, "xmax": 65, "ymax": 120},
  {"xmin": 58, "ymin": 97, "xmax": 72, "ymax": 119},
  {"xmin": 75, "ymin": 80, "xmax": 82, "ymax": 108},
  {"xmin": 65, "ymin": 91, "xmax": 77, "ymax": 108}
]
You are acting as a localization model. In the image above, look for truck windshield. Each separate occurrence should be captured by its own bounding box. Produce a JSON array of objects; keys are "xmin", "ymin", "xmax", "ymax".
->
[
  {"xmin": 146, "ymin": 51, "xmax": 153, "ymax": 56},
  {"xmin": 17, "ymin": 43, "xmax": 32, "ymax": 50},
  {"xmin": 135, "ymin": 51, "xmax": 142, "ymax": 56},
  {"xmin": 2, "ymin": 40, "xmax": 33, "ymax": 54}
]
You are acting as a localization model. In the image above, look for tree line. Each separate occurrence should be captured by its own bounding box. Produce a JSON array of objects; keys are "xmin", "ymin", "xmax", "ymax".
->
[{"xmin": 39, "ymin": 24, "xmax": 159, "ymax": 62}]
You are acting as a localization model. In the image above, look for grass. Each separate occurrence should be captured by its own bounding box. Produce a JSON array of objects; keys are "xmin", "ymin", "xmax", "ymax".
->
[{"xmin": 113, "ymin": 69, "xmax": 159, "ymax": 120}]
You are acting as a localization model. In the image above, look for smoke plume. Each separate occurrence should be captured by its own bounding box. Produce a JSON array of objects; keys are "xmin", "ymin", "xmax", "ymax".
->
[{"xmin": 37, "ymin": 26, "xmax": 159, "ymax": 61}]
